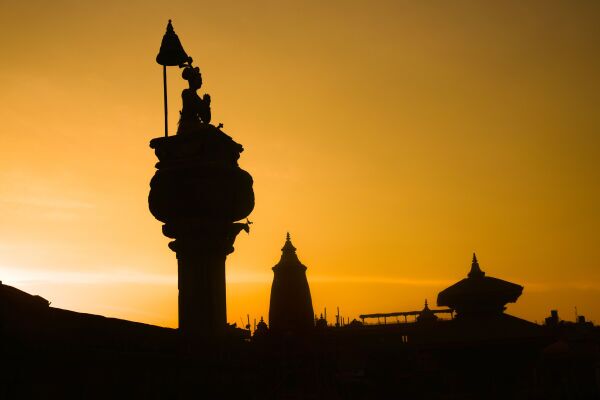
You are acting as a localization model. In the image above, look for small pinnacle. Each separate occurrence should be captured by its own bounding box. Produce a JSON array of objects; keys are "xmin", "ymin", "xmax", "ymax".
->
[
  {"xmin": 280, "ymin": 232, "xmax": 297, "ymax": 254},
  {"xmin": 468, "ymin": 252, "xmax": 485, "ymax": 278}
]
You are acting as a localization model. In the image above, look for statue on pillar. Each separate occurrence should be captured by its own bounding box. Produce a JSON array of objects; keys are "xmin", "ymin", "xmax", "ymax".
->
[
  {"xmin": 149, "ymin": 21, "xmax": 255, "ymax": 338},
  {"xmin": 177, "ymin": 64, "xmax": 211, "ymax": 133}
]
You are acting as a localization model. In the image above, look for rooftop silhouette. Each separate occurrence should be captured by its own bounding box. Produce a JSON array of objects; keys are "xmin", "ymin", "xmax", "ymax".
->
[{"xmin": 438, "ymin": 253, "xmax": 524, "ymax": 317}]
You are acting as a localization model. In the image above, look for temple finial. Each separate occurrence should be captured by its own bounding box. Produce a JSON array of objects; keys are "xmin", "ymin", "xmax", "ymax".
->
[
  {"xmin": 468, "ymin": 252, "xmax": 485, "ymax": 278},
  {"xmin": 280, "ymin": 231, "xmax": 297, "ymax": 253}
]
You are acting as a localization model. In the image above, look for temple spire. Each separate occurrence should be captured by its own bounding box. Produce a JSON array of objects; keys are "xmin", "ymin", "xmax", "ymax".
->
[
  {"xmin": 468, "ymin": 252, "xmax": 485, "ymax": 278},
  {"xmin": 281, "ymin": 232, "xmax": 297, "ymax": 253}
]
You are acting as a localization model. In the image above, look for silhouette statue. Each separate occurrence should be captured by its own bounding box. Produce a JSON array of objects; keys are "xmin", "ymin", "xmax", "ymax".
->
[
  {"xmin": 149, "ymin": 23, "xmax": 254, "ymax": 337},
  {"xmin": 177, "ymin": 65, "xmax": 212, "ymax": 133},
  {"xmin": 173, "ymin": 58, "xmax": 243, "ymax": 166}
]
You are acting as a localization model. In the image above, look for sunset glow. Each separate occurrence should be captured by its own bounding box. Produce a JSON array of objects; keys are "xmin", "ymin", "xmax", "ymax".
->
[{"xmin": 1, "ymin": 1, "xmax": 599, "ymax": 327}]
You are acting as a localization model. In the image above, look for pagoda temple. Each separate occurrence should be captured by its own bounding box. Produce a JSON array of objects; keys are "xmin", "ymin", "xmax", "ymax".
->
[{"xmin": 437, "ymin": 253, "xmax": 523, "ymax": 317}]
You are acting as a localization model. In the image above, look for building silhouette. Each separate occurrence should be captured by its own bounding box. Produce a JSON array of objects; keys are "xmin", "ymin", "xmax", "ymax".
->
[
  {"xmin": 2, "ymin": 250, "xmax": 600, "ymax": 398},
  {"xmin": 268, "ymin": 233, "xmax": 315, "ymax": 334},
  {"xmin": 438, "ymin": 253, "xmax": 523, "ymax": 317}
]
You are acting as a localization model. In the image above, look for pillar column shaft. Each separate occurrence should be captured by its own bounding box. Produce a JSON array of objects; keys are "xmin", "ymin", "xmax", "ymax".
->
[{"xmin": 177, "ymin": 244, "xmax": 227, "ymax": 333}]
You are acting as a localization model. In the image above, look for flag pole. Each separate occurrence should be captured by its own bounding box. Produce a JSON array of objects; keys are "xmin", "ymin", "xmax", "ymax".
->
[
  {"xmin": 163, "ymin": 65, "xmax": 168, "ymax": 137},
  {"xmin": 157, "ymin": 19, "xmax": 189, "ymax": 137}
]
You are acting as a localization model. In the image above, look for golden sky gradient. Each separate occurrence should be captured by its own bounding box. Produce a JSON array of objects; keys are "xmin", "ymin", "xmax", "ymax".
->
[{"xmin": 1, "ymin": 1, "xmax": 599, "ymax": 328}]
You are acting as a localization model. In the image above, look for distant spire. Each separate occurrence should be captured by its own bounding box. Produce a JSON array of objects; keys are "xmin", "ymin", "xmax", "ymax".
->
[
  {"xmin": 417, "ymin": 298, "xmax": 437, "ymax": 322},
  {"xmin": 254, "ymin": 316, "xmax": 269, "ymax": 335},
  {"xmin": 468, "ymin": 252, "xmax": 485, "ymax": 278},
  {"xmin": 286, "ymin": 232, "xmax": 291, "ymax": 241}
]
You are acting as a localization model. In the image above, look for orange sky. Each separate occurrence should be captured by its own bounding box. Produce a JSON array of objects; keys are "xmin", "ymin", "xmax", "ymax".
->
[{"xmin": 1, "ymin": 1, "xmax": 599, "ymax": 328}]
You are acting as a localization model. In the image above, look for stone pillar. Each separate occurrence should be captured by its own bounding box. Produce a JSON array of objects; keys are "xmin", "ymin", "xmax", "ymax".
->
[{"xmin": 148, "ymin": 126, "xmax": 254, "ymax": 336}]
